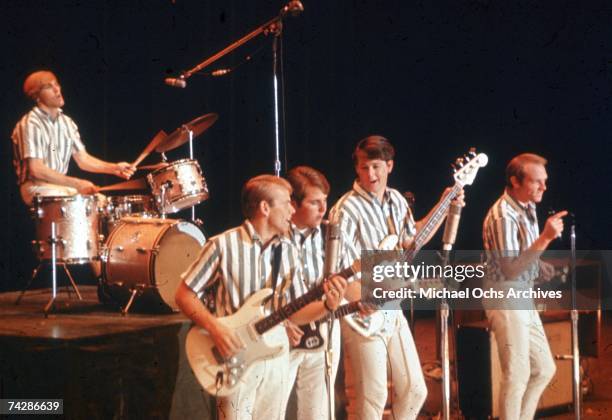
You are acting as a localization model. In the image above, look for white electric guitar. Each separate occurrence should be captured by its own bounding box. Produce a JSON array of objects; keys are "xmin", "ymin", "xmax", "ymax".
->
[
  {"xmin": 344, "ymin": 149, "xmax": 489, "ymax": 338},
  {"xmin": 185, "ymin": 265, "xmax": 355, "ymax": 397}
]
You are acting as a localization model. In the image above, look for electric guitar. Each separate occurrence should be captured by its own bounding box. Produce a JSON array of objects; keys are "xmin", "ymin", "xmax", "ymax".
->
[
  {"xmin": 185, "ymin": 264, "xmax": 356, "ymax": 397},
  {"xmin": 343, "ymin": 150, "xmax": 489, "ymax": 338}
]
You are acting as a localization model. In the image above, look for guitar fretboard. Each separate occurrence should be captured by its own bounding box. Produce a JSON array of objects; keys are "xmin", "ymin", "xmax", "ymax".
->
[{"xmin": 254, "ymin": 284, "xmax": 325, "ymax": 334}]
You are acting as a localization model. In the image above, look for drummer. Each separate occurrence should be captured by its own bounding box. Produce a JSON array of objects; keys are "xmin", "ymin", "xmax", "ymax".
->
[{"xmin": 11, "ymin": 70, "xmax": 135, "ymax": 206}]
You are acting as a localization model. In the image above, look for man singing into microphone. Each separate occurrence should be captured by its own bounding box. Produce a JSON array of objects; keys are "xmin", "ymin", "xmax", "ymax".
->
[
  {"xmin": 11, "ymin": 70, "xmax": 135, "ymax": 206},
  {"xmin": 483, "ymin": 153, "xmax": 567, "ymax": 420}
]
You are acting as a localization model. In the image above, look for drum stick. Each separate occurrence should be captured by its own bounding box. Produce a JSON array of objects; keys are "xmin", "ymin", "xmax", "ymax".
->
[{"xmin": 132, "ymin": 130, "xmax": 167, "ymax": 167}]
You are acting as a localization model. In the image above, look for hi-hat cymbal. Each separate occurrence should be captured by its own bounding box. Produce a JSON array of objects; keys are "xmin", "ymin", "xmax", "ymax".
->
[
  {"xmin": 156, "ymin": 113, "xmax": 218, "ymax": 153},
  {"xmin": 99, "ymin": 177, "xmax": 148, "ymax": 192}
]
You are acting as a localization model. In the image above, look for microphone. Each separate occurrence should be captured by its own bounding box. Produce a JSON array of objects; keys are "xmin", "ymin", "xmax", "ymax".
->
[
  {"xmin": 442, "ymin": 203, "xmax": 462, "ymax": 251},
  {"xmin": 281, "ymin": 0, "xmax": 304, "ymax": 17},
  {"xmin": 211, "ymin": 68, "xmax": 232, "ymax": 77},
  {"xmin": 323, "ymin": 220, "xmax": 341, "ymax": 277},
  {"xmin": 164, "ymin": 77, "xmax": 186, "ymax": 88}
]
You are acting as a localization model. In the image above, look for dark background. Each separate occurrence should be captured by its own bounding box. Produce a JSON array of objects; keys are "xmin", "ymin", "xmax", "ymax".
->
[{"xmin": 2, "ymin": 0, "xmax": 611, "ymax": 291}]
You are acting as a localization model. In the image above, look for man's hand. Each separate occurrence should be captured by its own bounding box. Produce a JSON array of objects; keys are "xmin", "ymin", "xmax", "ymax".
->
[
  {"xmin": 541, "ymin": 210, "xmax": 568, "ymax": 241},
  {"xmin": 75, "ymin": 179, "xmax": 99, "ymax": 195},
  {"xmin": 323, "ymin": 275, "xmax": 347, "ymax": 311},
  {"xmin": 209, "ymin": 322, "xmax": 244, "ymax": 359},
  {"xmin": 284, "ymin": 320, "xmax": 304, "ymax": 347},
  {"xmin": 114, "ymin": 162, "xmax": 136, "ymax": 179},
  {"xmin": 451, "ymin": 188, "xmax": 466, "ymax": 207},
  {"xmin": 539, "ymin": 260, "xmax": 556, "ymax": 282}
]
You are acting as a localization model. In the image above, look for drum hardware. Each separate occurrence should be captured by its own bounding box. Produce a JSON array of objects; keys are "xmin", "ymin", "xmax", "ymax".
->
[{"xmin": 16, "ymin": 222, "xmax": 84, "ymax": 312}]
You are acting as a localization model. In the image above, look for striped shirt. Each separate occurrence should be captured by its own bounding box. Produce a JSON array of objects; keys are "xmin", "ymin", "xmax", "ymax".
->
[
  {"xmin": 182, "ymin": 220, "xmax": 306, "ymax": 317},
  {"xmin": 11, "ymin": 106, "xmax": 86, "ymax": 185},
  {"xmin": 483, "ymin": 191, "xmax": 540, "ymax": 283},
  {"xmin": 329, "ymin": 181, "xmax": 416, "ymax": 333},
  {"xmin": 329, "ymin": 181, "xmax": 416, "ymax": 257},
  {"xmin": 288, "ymin": 224, "xmax": 358, "ymax": 292}
]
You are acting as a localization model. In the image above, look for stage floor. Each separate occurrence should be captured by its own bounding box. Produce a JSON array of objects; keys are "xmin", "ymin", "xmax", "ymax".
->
[{"xmin": 1, "ymin": 287, "xmax": 610, "ymax": 419}]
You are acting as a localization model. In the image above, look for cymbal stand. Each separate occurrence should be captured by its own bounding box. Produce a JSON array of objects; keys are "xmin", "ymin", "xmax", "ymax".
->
[{"xmin": 186, "ymin": 126, "xmax": 197, "ymax": 221}]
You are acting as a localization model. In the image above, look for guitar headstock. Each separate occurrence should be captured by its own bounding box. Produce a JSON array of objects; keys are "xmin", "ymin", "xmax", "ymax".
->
[{"xmin": 452, "ymin": 148, "xmax": 488, "ymax": 187}]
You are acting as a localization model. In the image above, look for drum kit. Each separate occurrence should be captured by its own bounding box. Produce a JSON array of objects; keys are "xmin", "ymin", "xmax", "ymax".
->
[{"xmin": 22, "ymin": 113, "xmax": 217, "ymax": 314}]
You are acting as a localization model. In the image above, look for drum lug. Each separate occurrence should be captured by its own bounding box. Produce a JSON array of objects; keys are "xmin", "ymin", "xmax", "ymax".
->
[
  {"xmin": 99, "ymin": 234, "xmax": 106, "ymax": 243},
  {"xmin": 136, "ymin": 247, "xmax": 148, "ymax": 254},
  {"xmin": 35, "ymin": 207, "xmax": 44, "ymax": 219},
  {"xmin": 115, "ymin": 245, "xmax": 124, "ymax": 252}
]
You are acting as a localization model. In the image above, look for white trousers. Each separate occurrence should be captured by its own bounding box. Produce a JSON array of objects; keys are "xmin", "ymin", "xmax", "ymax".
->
[
  {"xmin": 342, "ymin": 313, "xmax": 427, "ymax": 420},
  {"xmin": 217, "ymin": 352, "xmax": 290, "ymax": 420},
  {"xmin": 486, "ymin": 309, "xmax": 556, "ymax": 420},
  {"xmin": 20, "ymin": 181, "xmax": 78, "ymax": 206},
  {"xmin": 282, "ymin": 320, "xmax": 341, "ymax": 420}
]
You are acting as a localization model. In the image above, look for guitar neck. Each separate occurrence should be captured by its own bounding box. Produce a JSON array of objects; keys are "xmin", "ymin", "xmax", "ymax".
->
[
  {"xmin": 254, "ymin": 284, "xmax": 325, "ymax": 335},
  {"xmin": 412, "ymin": 183, "xmax": 462, "ymax": 252}
]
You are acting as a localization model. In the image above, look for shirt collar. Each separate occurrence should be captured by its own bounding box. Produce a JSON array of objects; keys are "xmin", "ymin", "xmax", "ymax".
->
[
  {"xmin": 352, "ymin": 180, "xmax": 392, "ymax": 205},
  {"xmin": 33, "ymin": 106, "xmax": 63, "ymax": 122},
  {"xmin": 289, "ymin": 223, "xmax": 321, "ymax": 244},
  {"xmin": 503, "ymin": 189, "xmax": 536, "ymax": 217},
  {"xmin": 242, "ymin": 220, "xmax": 288, "ymax": 249}
]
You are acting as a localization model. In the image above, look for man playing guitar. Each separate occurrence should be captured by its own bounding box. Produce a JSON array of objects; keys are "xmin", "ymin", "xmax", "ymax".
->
[
  {"xmin": 176, "ymin": 174, "xmax": 347, "ymax": 420},
  {"xmin": 281, "ymin": 166, "xmax": 358, "ymax": 419},
  {"xmin": 329, "ymin": 136, "xmax": 464, "ymax": 419}
]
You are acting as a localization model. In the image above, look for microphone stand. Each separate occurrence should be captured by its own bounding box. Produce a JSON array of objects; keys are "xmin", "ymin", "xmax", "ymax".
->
[
  {"xmin": 439, "ymin": 249, "xmax": 452, "ymax": 420},
  {"xmin": 168, "ymin": 1, "xmax": 303, "ymax": 176},
  {"xmin": 570, "ymin": 221, "xmax": 582, "ymax": 419}
]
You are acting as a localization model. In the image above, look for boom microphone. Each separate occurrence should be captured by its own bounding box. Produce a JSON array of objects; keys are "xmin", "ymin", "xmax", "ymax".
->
[{"xmin": 164, "ymin": 77, "xmax": 187, "ymax": 88}]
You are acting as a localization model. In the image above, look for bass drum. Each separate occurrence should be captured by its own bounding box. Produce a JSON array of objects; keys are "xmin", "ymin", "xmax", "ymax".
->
[{"xmin": 102, "ymin": 217, "xmax": 205, "ymax": 312}]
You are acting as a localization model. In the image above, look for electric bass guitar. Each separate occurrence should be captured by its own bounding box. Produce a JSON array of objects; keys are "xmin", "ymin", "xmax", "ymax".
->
[{"xmin": 343, "ymin": 150, "xmax": 488, "ymax": 338}]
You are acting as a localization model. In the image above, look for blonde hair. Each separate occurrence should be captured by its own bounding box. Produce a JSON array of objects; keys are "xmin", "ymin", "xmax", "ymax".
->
[
  {"xmin": 241, "ymin": 175, "xmax": 292, "ymax": 219},
  {"xmin": 23, "ymin": 70, "xmax": 57, "ymax": 100}
]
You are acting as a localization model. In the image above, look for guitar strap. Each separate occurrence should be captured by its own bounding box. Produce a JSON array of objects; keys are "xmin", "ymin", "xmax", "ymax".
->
[{"xmin": 270, "ymin": 241, "xmax": 283, "ymax": 311}]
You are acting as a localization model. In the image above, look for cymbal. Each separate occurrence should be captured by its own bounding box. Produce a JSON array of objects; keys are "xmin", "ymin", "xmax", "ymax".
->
[
  {"xmin": 99, "ymin": 177, "xmax": 148, "ymax": 192},
  {"xmin": 155, "ymin": 113, "xmax": 218, "ymax": 153}
]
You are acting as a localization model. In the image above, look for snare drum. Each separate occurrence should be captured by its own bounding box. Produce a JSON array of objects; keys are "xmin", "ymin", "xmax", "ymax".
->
[
  {"xmin": 146, "ymin": 159, "xmax": 209, "ymax": 214},
  {"xmin": 31, "ymin": 195, "xmax": 101, "ymax": 264},
  {"xmin": 102, "ymin": 217, "xmax": 205, "ymax": 311},
  {"xmin": 101, "ymin": 195, "xmax": 158, "ymax": 235}
]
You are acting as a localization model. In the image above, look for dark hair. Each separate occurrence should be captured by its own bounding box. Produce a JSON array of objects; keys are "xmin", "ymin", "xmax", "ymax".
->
[
  {"xmin": 286, "ymin": 166, "xmax": 330, "ymax": 205},
  {"xmin": 352, "ymin": 135, "xmax": 395, "ymax": 165},
  {"xmin": 241, "ymin": 175, "xmax": 292, "ymax": 219},
  {"xmin": 505, "ymin": 153, "xmax": 548, "ymax": 188}
]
